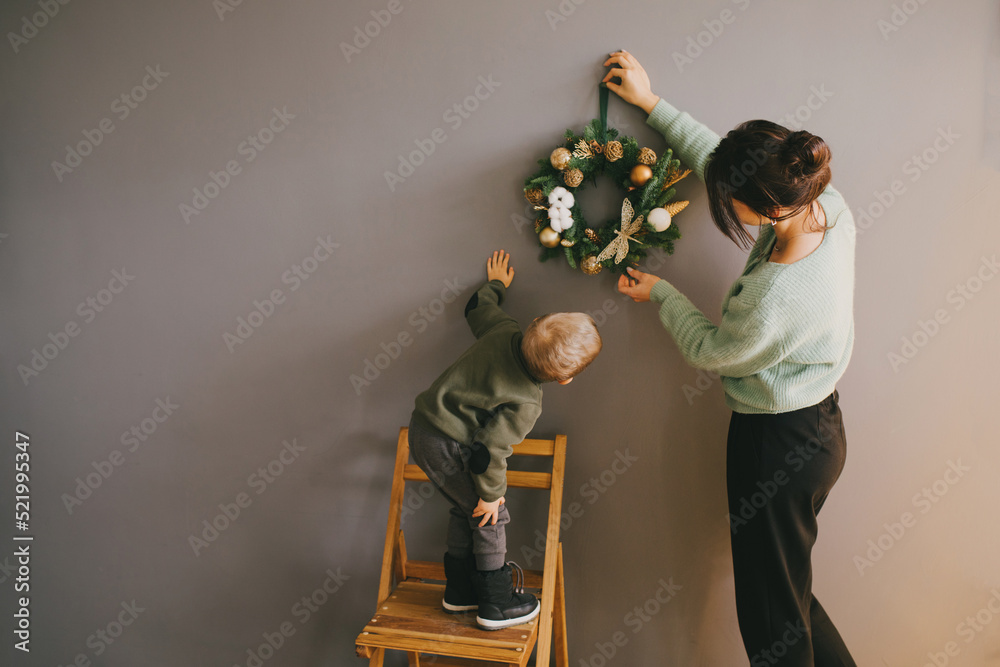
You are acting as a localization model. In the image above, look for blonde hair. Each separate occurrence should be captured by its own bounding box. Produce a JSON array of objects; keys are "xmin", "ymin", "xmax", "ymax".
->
[{"xmin": 522, "ymin": 313, "xmax": 602, "ymax": 383}]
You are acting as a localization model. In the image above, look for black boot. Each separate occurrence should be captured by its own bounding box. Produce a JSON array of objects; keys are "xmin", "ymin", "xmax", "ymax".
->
[
  {"xmin": 472, "ymin": 561, "xmax": 539, "ymax": 630},
  {"xmin": 442, "ymin": 552, "xmax": 478, "ymax": 613}
]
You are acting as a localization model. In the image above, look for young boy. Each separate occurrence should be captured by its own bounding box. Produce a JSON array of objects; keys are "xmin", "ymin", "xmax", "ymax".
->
[{"xmin": 408, "ymin": 249, "xmax": 602, "ymax": 630}]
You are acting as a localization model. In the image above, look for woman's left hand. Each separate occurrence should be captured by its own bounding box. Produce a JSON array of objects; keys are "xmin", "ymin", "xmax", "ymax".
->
[
  {"xmin": 617, "ymin": 266, "xmax": 660, "ymax": 302},
  {"xmin": 602, "ymin": 50, "xmax": 660, "ymax": 114}
]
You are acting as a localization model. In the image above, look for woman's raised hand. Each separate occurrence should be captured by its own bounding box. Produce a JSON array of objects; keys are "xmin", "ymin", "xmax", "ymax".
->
[{"xmin": 602, "ymin": 50, "xmax": 660, "ymax": 115}]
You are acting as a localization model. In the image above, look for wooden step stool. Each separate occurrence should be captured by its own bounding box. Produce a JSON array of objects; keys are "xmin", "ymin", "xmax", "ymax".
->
[{"xmin": 355, "ymin": 427, "xmax": 569, "ymax": 666}]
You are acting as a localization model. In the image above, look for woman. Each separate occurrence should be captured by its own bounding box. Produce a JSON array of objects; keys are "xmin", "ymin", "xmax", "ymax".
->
[{"xmin": 605, "ymin": 50, "xmax": 857, "ymax": 666}]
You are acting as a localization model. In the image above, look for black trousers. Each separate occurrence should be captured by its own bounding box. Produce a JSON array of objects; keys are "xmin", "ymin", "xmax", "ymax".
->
[{"xmin": 726, "ymin": 388, "xmax": 857, "ymax": 666}]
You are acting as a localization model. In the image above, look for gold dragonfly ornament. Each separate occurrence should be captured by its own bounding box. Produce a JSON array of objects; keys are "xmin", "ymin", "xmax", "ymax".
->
[{"xmin": 596, "ymin": 197, "xmax": 645, "ymax": 265}]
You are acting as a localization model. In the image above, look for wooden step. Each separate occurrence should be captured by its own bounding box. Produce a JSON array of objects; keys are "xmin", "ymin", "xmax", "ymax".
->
[
  {"xmin": 412, "ymin": 657, "xmax": 516, "ymax": 666},
  {"xmin": 356, "ymin": 581, "xmax": 539, "ymax": 665}
]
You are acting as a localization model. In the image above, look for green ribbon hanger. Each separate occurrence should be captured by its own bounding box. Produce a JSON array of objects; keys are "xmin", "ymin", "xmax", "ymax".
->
[{"xmin": 598, "ymin": 82, "xmax": 609, "ymax": 145}]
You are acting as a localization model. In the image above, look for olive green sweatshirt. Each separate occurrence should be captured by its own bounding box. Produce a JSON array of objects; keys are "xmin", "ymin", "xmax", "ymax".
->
[{"xmin": 410, "ymin": 280, "xmax": 543, "ymax": 502}]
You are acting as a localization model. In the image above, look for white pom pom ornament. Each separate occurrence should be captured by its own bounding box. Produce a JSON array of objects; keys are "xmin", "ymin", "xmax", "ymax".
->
[
  {"xmin": 648, "ymin": 207, "xmax": 672, "ymax": 232},
  {"xmin": 548, "ymin": 205, "xmax": 573, "ymax": 232},
  {"xmin": 548, "ymin": 187, "xmax": 575, "ymax": 210}
]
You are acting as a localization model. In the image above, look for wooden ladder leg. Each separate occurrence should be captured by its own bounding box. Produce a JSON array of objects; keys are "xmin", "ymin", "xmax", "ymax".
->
[
  {"xmin": 406, "ymin": 651, "xmax": 421, "ymax": 666},
  {"xmin": 376, "ymin": 428, "xmax": 411, "ymax": 606},
  {"xmin": 368, "ymin": 647, "xmax": 385, "ymax": 667},
  {"xmin": 552, "ymin": 543, "xmax": 569, "ymax": 667},
  {"xmin": 394, "ymin": 530, "xmax": 409, "ymax": 582},
  {"xmin": 535, "ymin": 435, "xmax": 567, "ymax": 667}
]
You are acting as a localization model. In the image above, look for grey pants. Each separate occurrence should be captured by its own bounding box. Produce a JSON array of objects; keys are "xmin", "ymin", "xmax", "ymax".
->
[{"xmin": 408, "ymin": 416, "xmax": 509, "ymax": 571}]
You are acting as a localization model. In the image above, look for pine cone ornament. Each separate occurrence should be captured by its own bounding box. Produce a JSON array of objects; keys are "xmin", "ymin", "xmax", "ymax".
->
[
  {"xmin": 638, "ymin": 147, "xmax": 657, "ymax": 165},
  {"xmin": 666, "ymin": 200, "xmax": 690, "ymax": 216},
  {"xmin": 604, "ymin": 140, "xmax": 623, "ymax": 162},
  {"xmin": 550, "ymin": 147, "xmax": 572, "ymax": 170},
  {"xmin": 524, "ymin": 188, "xmax": 545, "ymax": 205},
  {"xmin": 584, "ymin": 228, "xmax": 600, "ymax": 244},
  {"xmin": 563, "ymin": 168, "xmax": 584, "ymax": 188}
]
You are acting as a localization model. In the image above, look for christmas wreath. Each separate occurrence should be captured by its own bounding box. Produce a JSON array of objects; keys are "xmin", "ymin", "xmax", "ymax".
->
[{"xmin": 523, "ymin": 84, "xmax": 692, "ymax": 276}]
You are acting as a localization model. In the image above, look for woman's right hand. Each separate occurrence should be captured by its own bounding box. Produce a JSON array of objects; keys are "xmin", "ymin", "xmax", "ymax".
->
[
  {"xmin": 617, "ymin": 266, "xmax": 660, "ymax": 303},
  {"xmin": 602, "ymin": 50, "xmax": 660, "ymax": 115}
]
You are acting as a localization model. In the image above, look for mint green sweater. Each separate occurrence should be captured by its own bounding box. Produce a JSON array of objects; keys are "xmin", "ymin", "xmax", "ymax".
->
[{"xmin": 644, "ymin": 98, "xmax": 855, "ymax": 414}]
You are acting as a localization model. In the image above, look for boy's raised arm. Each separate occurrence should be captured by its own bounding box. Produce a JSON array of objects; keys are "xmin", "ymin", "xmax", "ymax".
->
[
  {"xmin": 465, "ymin": 281, "xmax": 515, "ymax": 339},
  {"xmin": 465, "ymin": 249, "xmax": 517, "ymax": 339}
]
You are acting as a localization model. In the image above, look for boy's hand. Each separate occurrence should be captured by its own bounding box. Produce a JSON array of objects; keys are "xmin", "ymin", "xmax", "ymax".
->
[
  {"xmin": 472, "ymin": 496, "xmax": 505, "ymax": 527},
  {"xmin": 487, "ymin": 250, "xmax": 515, "ymax": 288}
]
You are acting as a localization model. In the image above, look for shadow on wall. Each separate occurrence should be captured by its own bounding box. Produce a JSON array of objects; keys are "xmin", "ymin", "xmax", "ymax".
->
[{"xmin": 115, "ymin": 318, "xmax": 401, "ymax": 663}]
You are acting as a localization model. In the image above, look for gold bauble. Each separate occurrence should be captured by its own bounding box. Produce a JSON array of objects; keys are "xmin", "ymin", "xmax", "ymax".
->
[
  {"xmin": 524, "ymin": 188, "xmax": 545, "ymax": 205},
  {"xmin": 563, "ymin": 168, "xmax": 584, "ymax": 188},
  {"xmin": 580, "ymin": 255, "xmax": 603, "ymax": 276},
  {"xmin": 604, "ymin": 140, "xmax": 623, "ymax": 162},
  {"xmin": 550, "ymin": 147, "xmax": 572, "ymax": 170},
  {"xmin": 630, "ymin": 164, "xmax": 653, "ymax": 186},
  {"xmin": 538, "ymin": 226, "xmax": 561, "ymax": 248},
  {"xmin": 638, "ymin": 147, "xmax": 657, "ymax": 165}
]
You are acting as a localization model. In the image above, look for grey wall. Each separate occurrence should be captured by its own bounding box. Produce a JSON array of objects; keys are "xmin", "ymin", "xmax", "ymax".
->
[{"xmin": 2, "ymin": 1, "xmax": 999, "ymax": 665}]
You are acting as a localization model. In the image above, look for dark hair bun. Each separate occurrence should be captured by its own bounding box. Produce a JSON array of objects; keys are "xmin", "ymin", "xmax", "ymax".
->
[{"xmin": 781, "ymin": 130, "xmax": 831, "ymax": 176}]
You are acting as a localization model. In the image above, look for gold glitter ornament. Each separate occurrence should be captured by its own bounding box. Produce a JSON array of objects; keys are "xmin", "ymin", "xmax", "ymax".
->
[
  {"xmin": 563, "ymin": 168, "xmax": 584, "ymax": 188},
  {"xmin": 597, "ymin": 198, "xmax": 646, "ymax": 264},
  {"xmin": 638, "ymin": 147, "xmax": 657, "ymax": 165},
  {"xmin": 538, "ymin": 226, "xmax": 561, "ymax": 248},
  {"xmin": 560, "ymin": 238, "xmax": 576, "ymax": 247},
  {"xmin": 662, "ymin": 167, "xmax": 692, "ymax": 190},
  {"xmin": 584, "ymin": 228, "xmax": 600, "ymax": 244},
  {"xmin": 580, "ymin": 255, "xmax": 603, "ymax": 276},
  {"xmin": 604, "ymin": 140, "xmax": 623, "ymax": 162},
  {"xmin": 572, "ymin": 140, "xmax": 593, "ymax": 159},
  {"xmin": 550, "ymin": 147, "xmax": 572, "ymax": 170}
]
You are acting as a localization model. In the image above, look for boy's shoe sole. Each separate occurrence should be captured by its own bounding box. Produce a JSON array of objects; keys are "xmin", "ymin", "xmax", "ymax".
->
[
  {"xmin": 442, "ymin": 599, "xmax": 478, "ymax": 613},
  {"xmin": 475, "ymin": 602, "xmax": 540, "ymax": 630}
]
